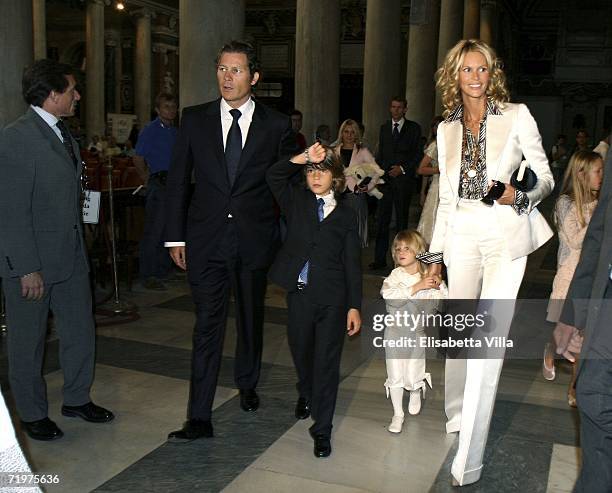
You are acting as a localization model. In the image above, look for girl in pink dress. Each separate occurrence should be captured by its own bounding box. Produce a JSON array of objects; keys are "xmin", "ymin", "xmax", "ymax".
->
[{"xmin": 544, "ymin": 150, "xmax": 604, "ymax": 406}]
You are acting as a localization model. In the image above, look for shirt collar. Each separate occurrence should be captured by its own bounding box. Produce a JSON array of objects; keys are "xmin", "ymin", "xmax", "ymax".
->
[
  {"xmin": 220, "ymin": 97, "xmax": 255, "ymax": 122},
  {"xmin": 315, "ymin": 190, "xmax": 336, "ymax": 206},
  {"xmin": 31, "ymin": 105, "xmax": 60, "ymax": 128},
  {"xmin": 392, "ymin": 117, "xmax": 405, "ymax": 126},
  {"xmin": 445, "ymin": 98, "xmax": 502, "ymax": 123},
  {"xmin": 154, "ymin": 116, "xmax": 174, "ymax": 129}
]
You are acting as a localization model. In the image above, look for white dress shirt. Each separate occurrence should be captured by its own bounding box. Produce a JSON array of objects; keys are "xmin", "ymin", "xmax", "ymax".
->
[
  {"xmin": 220, "ymin": 97, "xmax": 255, "ymax": 150},
  {"xmin": 31, "ymin": 105, "xmax": 63, "ymax": 142},
  {"xmin": 391, "ymin": 117, "xmax": 405, "ymax": 134}
]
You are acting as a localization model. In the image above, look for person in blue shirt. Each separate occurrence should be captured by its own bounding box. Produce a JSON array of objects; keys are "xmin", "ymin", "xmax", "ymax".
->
[{"xmin": 134, "ymin": 92, "xmax": 178, "ymax": 290}]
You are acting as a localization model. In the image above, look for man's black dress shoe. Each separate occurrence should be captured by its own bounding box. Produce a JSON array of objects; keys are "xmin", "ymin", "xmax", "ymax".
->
[
  {"xmin": 61, "ymin": 402, "xmax": 114, "ymax": 423},
  {"xmin": 167, "ymin": 419, "xmax": 213, "ymax": 441},
  {"xmin": 239, "ymin": 388, "xmax": 259, "ymax": 412},
  {"xmin": 21, "ymin": 417, "xmax": 64, "ymax": 441},
  {"xmin": 295, "ymin": 397, "xmax": 311, "ymax": 420},
  {"xmin": 368, "ymin": 262, "xmax": 387, "ymax": 270},
  {"xmin": 313, "ymin": 434, "xmax": 332, "ymax": 458}
]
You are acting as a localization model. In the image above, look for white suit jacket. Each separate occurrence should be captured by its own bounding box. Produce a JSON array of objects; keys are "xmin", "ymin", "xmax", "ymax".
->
[{"xmin": 430, "ymin": 102, "xmax": 554, "ymax": 263}]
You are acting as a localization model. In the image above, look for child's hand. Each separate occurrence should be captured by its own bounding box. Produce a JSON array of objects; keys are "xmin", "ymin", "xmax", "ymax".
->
[
  {"xmin": 413, "ymin": 276, "xmax": 440, "ymax": 293},
  {"xmin": 306, "ymin": 142, "xmax": 327, "ymax": 163},
  {"xmin": 291, "ymin": 142, "xmax": 326, "ymax": 165},
  {"xmin": 347, "ymin": 308, "xmax": 361, "ymax": 336}
]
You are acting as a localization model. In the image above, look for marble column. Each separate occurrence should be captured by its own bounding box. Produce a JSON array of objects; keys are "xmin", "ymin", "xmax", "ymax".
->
[
  {"xmin": 463, "ymin": 0, "xmax": 480, "ymax": 39},
  {"xmin": 179, "ymin": 0, "xmax": 245, "ymax": 108},
  {"xmin": 134, "ymin": 8, "xmax": 152, "ymax": 126},
  {"xmin": 0, "ymin": 1, "xmax": 33, "ymax": 127},
  {"xmin": 32, "ymin": 0, "xmax": 46, "ymax": 60},
  {"xmin": 114, "ymin": 35, "xmax": 122, "ymax": 113},
  {"xmin": 295, "ymin": 0, "xmax": 341, "ymax": 141},
  {"xmin": 405, "ymin": 0, "xmax": 440, "ymax": 132},
  {"xmin": 362, "ymin": 0, "xmax": 401, "ymax": 149},
  {"xmin": 435, "ymin": 0, "xmax": 463, "ymax": 113},
  {"xmin": 480, "ymin": 0, "xmax": 496, "ymax": 46},
  {"xmin": 86, "ymin": 0, "xmax": 105, "ymax": 139},
  {"xmin": 105, "ymin": 31, "xmax": 122, "ymax": 114}
]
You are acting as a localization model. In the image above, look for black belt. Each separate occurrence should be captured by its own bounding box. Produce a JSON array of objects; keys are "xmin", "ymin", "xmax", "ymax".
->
[{"xmin": 150, "ymin": 171, "xmax": 168, "ymax": 185}]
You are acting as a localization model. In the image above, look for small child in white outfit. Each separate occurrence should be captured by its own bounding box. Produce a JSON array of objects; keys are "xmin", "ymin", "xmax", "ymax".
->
[{"xmin": 381, "ymin": 230, "xmax": 447, "ymax": 433}]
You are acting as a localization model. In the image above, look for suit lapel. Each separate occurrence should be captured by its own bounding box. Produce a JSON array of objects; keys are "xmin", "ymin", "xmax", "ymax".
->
[
  {"xmin": 202, "ymin": 101, "xmax": 230, "ymax": 188},
  {"xmin": 234, "ymin": 100, "xmax": 266, "ymax": 186},
  {"xmin": 485, "ymin": 109, "xmax": 513, "ymax": 180},
  {"xmin": 28, "ymin": 108, "xmax": 76, "ymax": 174},
  {"xmin": 444, "ymin": 120, "xmax": 463, "ymax": 196}
]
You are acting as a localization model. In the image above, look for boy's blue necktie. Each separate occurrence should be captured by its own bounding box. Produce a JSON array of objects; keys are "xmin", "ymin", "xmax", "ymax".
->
[{"xmin": 298, "ymin": 198, "xmax": 325, "ymax": 284}]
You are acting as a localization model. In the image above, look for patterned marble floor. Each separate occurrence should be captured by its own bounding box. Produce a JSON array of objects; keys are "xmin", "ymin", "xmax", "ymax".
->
[{"xmin": 0, "ymin": 206, "xmax": 583, "ymax": 493}]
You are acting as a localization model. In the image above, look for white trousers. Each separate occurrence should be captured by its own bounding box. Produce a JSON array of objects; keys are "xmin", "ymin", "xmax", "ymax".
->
[{"xmin": 444, "ymin": 200, "xmax": 527, "ymax": 485}]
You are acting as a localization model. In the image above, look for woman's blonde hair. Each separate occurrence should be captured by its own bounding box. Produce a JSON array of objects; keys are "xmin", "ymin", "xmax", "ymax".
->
[
  {"xmin": 556, "ymin": 150, "xmax": 602, "ymax": 228},
  {"xmin": 435, "ymin": 39, "xmax": 510, "ymax": 118},
  {"xmin": 391, "ymin": 230, "xmax": 427, "ymax": 276},
  {"xmin": 335, "ymin": 119, "xmax": 362, "ymax": 150}
]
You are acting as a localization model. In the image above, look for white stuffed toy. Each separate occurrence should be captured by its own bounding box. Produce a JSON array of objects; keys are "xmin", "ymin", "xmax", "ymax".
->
[{"xmin": 343, "ymin": 161, "xmax": 385, "ymax": 199}]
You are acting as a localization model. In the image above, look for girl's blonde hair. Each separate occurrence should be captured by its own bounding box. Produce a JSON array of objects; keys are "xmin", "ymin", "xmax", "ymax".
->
[
  {"xmin": 435, "ymin": 39, "xmax": 510, "ymax": 118},
  {"xmin": 391, "ymin": 230, "xmax": 427, "ymax": 276},
  {"xmin": 335, "ymin": 119, "xmax": 362, "ymax": 150},
  {"xmin": 556, "ymin": 150, "xmax": 603, "ymax": 227}
]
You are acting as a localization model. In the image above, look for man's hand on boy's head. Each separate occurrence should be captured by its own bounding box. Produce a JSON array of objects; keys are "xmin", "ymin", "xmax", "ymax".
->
[{"xmin": 347, "ymin": 308, "xmax": 361, "ymax": 336}]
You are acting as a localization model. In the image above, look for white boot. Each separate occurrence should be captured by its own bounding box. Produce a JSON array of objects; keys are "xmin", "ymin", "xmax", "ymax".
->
[
  {"xmin": 408, "ymin": 389, "xmax": 422, "ymax": 415},
  {"xmin": 388, "ymin": 387, "xmax": 405, "ymax": 433},
  {"xmin": 388, "ymin": 415, "xmax": 404, "ymax": 433}
]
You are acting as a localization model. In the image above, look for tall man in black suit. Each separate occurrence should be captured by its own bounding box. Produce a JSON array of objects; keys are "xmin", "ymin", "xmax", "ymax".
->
[
  {"xmin": 370, "ymin": 97, "xmax": 422, "ymax": 269},
  {"xmin": 165, "ymin": 41, "xmax": 297, "ymax": 440},
  {"xmin": 0, "ymin": 60, "xmax": 113, "ymax": 441}
]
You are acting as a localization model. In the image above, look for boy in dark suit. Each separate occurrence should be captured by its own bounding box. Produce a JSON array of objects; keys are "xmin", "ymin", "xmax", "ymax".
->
[{"xmin": 267, "ymin": 143, "xmax": 362, "ymax": 458}]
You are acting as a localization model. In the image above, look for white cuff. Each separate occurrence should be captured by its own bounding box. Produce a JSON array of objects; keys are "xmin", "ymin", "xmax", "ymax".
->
[{"xmin": 164, "ymin": 242, "xmax": 185, "ymax": 247}]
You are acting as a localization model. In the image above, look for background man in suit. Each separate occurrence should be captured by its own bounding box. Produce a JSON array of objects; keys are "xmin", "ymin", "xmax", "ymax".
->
[
  {"xmin": 165, "ymin": 41, "xmax": 296, "ymax": 440},
  {"xmin": 370, "ymin": 97, "xmax": 422, "ymax": 270},
  {"xmin": 0, "ymin": 59, "xmax": 113, "ymax": 441},
  {"xmin": 554, "ymin": 147, "xmax": 612, "ymax": 493}
]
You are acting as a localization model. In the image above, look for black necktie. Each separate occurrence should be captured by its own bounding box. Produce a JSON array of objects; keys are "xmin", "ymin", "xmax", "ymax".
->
[
  {"xmin": 56, "ymin": 120, "xmax": 77, "ymax": 168},
  {"xmin": 225, "ymin": 109, "xmax": 242, "ymax": 185},
  {"xmin": 392, "ymin": 122, "xmax": 400, "ymax": 141}
]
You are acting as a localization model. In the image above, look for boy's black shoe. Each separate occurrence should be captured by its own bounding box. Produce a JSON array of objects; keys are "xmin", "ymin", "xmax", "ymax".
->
[
  {"xmin": 313, "ymin": 434, "xmax": 332, "ymax": 458},
  {"xmin": 239, "ymin": 388, "xmax": 259, "ymax": 412},
  {"xmin": 295, "ymin": 397, "xmax": 311, "ymax": 419}
]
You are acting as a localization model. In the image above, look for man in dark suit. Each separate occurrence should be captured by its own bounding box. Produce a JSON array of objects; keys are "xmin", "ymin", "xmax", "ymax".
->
[
  {"xmin": 554, "ymin": 148, "xmax": 612, "ymax": 493},
  {"xmin": 166, "ymin": 41, "xmax": 297, "ymax": 440},
  {"xmin": 370, "ymin": 97, "xmax": 422, "ymax": 270},
  {"xmin": 0, "ymin": 59, "xmax": 113, "ymax": 441}
]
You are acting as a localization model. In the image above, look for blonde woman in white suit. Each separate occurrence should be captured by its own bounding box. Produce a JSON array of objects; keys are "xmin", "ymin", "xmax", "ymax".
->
[{"xmin": 425, "ymin": 39, "xmax": 554, "ymax": 486}]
